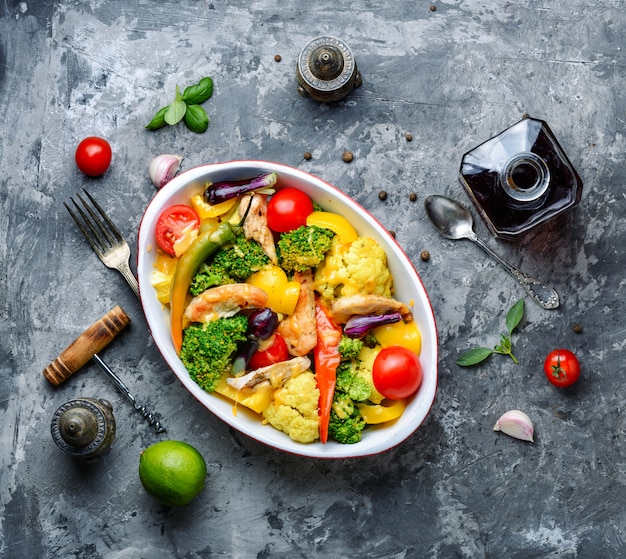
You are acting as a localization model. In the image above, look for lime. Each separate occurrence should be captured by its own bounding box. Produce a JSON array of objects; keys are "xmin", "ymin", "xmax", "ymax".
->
[{"xmin": 139, "ymin": 440, "xmax": 207, "ymax": 507}]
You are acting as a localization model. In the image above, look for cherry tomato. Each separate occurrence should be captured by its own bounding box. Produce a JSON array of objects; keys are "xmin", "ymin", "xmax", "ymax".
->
[
  {"xmin": 267, "ymin": 188, "xmax": 314, "ymax": 233},
  {"xmin": 249, "ymin": 333, "xmax": 289, "ymax": 370},
  {"xmin": 75, "ymin": 136, "xmax": 112, "ymax": 176},
  {"xmin": 543, "ymin": 349, "xmax": 580, "ymax": 388},
  {"xmin": 372, "ymin": 346, "xmax": 423, "ymax": 400},
  {"xmin": 155, "ymin": 204, "xmax": 201, "ymax": 257}
]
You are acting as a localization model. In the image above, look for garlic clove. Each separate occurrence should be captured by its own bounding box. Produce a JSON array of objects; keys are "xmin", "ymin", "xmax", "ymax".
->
[
  {"xmin": 149, "ymin": 154, "xmax": 183, "ymax": 188},
  {"xmin": 493, "ymin": 409, "xmax": 534, "ymax": 442}
]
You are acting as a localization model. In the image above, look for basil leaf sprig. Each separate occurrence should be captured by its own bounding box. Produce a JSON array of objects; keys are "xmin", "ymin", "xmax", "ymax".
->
[
  {"xmin": 456, "ymin": 298, "xmax": 525, "ymax": 366},
  {"xmin": 146, "ymin": 76, "xmax": 214, "ymax": 133}
]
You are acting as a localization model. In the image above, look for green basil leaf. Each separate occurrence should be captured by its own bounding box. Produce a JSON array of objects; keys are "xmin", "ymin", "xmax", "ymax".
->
[
  {"xmin": 456, "ymin": 347, "xmax": 494, "ymax": 367},
  {"xmin": 164, "ymin": 99, "xmax": 187, "ymax": 125},
  {"xmin": 145, "ymin": 106, "xmax": 168, "ymax": 130},
  {"xmin": 184, "ymin": 104, "xmax": 209, "ymax": 133},
  {"xmin": 182, "ymin": 76, "xmax": 214, "ymax": 105},
  {"xmin": 505, "ymin": 298, "xmax": 524, "ymax": 335},
  {"xmin": 494, "ymin": 333, "xmax": 511, "ymax": 354}
]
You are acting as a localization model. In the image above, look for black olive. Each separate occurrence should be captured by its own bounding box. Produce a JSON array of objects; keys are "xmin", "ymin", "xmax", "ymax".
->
[{"xmin": 248, "ymin": 308, "xmax": 279, "ymax": 340}]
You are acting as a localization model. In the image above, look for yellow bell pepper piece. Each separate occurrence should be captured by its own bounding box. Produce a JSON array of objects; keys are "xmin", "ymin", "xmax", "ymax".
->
[
  {"xmin": 191, "ymin": 193, "xmax": 237, "ymax": 219},
  {"xmin": 151, "ymin": 270, "xmax": 173, "ymax": 305},
  {"xmin": 373, "ymin": 319, "xmax": 422, "ymax": 355},
  {"xmin": 306, "ymin": 211, "xmax": 359, "ymax": 244},
  {"xmin": 151, "ymin": 250, "xmax": 179, "ymax": 305},
  {"xmin": 247, "ymin": 266, "xmax": 300, "ymax": 315},
  {"xmin": 215, "ymin": 377, "xmax": 275, "ymax": 414},
  {"xmin": 357, "ymin": 399, "xmax": 407, "ymax": 424},
  {"xmin": 154, "ymin": 249, "xmax": 179, "ymax": 275}
]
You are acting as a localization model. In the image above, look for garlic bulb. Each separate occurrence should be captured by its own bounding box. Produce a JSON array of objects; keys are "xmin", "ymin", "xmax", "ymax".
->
[
  {"xmin": 149, "ymin": 154, "xmax": 183, "ymax": 188},
  {"xmin": 493, "ymin": 410, "xmax": 534, "ymax": 442}
]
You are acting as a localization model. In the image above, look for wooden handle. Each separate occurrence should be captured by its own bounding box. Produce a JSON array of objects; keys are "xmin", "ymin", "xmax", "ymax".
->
[{"xmin": 43, "ymin": 305, "xmax": 131, "ymax": 386}]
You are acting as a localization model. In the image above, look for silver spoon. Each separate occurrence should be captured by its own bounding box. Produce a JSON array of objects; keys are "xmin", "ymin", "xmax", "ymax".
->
[{"xmin": 424, "ymin": 194, "xmax": 560, "ymax": 310}]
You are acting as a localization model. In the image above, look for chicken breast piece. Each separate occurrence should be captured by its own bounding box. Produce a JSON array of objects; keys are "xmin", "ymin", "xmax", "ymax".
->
[
  {"xmin": 329, "ymin": 293, "xmax": 411, "ymax": 324},
  {"xmin": 184, "ymin": 283, "xmax": 268, "ymax": 323},
  {"xmin": 277, "ymin": 269, "xmax": 317, "ymax": 356},
  {"xmin": 226, "ymin": 356, "xmax": 311, "ymax": 391},
  {"xmin": 239, "ymin": 193, "xmax": 277, "ymax": 264}
]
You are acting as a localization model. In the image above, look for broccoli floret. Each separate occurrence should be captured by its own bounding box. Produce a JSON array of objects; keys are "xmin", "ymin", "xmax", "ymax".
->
[
  {"xmin": 328, "ymin": 397, "xmax": 366, "ymax": 444},
  {"xmin": 335, "ymin": 336, "xmax": 372, "ymax": 402},
  {"xmin": 189, "ymin": 234, "xmax": 270, "ymax": 296},
  {"xmin": 362, "ymin": 333, "xmax": 380, "ymax": 348},
  {"xmin": 336, "ymin": 360, "xmax": 373, "ymax": 402},
  {"xmin": 338, "ymin": 335, "xmax": 363, "ymax": 361},
  {"xmin": 277, "ymin": 225, "xmax": 335, "ymax": 272},
  {"xmin": 213, "ymin": 234, "xmax": 270, "ymax": 280},
  {"xmin": 189, "ymin": 263, "xmax": 233, "ymax": 295},
  {"xmin": 336, "ymin": 366, "xmax": 372, "ymax": 402},
  {"xmin": 179, "ymin": 315, "xmax": 248, "ymax": 393}
]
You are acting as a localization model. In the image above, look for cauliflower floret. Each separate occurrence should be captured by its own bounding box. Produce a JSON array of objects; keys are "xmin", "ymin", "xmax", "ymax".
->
[
  {"xmin": 262, "ymin": 371, "xmax": 320, "ymax": 443},
  {"xmin": 314, "ymin": 237, "xmax": 393, "ymax": 303}
]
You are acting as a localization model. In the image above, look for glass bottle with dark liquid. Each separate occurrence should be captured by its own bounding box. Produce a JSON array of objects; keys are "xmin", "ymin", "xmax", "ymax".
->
[{"xmin": 459, "ymin": 116, "xmax": 583, "ymax": 240}]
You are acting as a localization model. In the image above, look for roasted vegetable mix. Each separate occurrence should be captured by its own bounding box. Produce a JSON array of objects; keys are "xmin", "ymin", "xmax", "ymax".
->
[{"xmin": 151, "ymin": 172, "xmax": 424, "ymax": 444}]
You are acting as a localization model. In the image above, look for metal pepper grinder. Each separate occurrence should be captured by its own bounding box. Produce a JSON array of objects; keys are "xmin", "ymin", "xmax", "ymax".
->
[
  {"xmin": 296, "ymin": 36, "xmax": 362, "ymax": 103},
  {"xmin": 50, "ymin": 398, "xmax": 116, "ymax": 458}
]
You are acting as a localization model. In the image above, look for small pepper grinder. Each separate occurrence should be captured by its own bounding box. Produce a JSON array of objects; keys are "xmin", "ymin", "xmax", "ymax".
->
[
  {"xmin": 50, "ymin": 398, "xmax": 116, "ymax": 458},
  {"xmin": 296, "ymin": 36, "xmax": 362, "ymax": 103}
]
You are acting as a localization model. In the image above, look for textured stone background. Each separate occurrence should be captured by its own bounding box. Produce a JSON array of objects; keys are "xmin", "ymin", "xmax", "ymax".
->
[{"xmin": 1, "ymin": 1, "xmax": 625, "ymax": 557}]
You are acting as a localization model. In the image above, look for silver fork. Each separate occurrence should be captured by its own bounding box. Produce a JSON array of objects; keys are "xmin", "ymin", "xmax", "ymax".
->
[{"xmin": 65, "ymin": 190, "xmax": 140, "ymax": 299}]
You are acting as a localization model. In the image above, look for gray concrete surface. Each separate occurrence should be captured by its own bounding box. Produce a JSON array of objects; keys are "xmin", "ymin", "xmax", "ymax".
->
[{"xmin": 1, "ymin": 1, "xmax": 625, "ymax": 557}]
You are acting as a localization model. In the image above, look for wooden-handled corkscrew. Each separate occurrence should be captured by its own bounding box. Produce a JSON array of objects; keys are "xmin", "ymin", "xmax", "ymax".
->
[
  {"xmin": 43, "ymin": 306, "xmax": 165, "ymax": 433},
  {"xmin": 43, "ymin": 306, "xmax": 130, "ymax": 386}
]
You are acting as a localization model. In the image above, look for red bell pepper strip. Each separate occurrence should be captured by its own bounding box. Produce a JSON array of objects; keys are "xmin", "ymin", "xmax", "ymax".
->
[{"xmin": 314, "ymin": 301, "xmax": 342, "ymax": 443}]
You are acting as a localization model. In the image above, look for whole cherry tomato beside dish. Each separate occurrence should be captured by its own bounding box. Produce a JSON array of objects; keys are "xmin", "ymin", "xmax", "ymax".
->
[
  {"xmin": 543, "ymin": 349, "xmax": 580, "ymax": 388},
  {"xmin": 75, "ymin": 136, "xmax": 112, "ymax": 176},
  {"xmin": 267, "ymin": 187, "xmax": 314, "ymax": 232},
  {"xmin": 372, "ymin": 345, "xmax": 423, "ymax": 400},
  {"xmin": 155, "ymin": 204, "xmax": 201, "ymax": 257}
]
